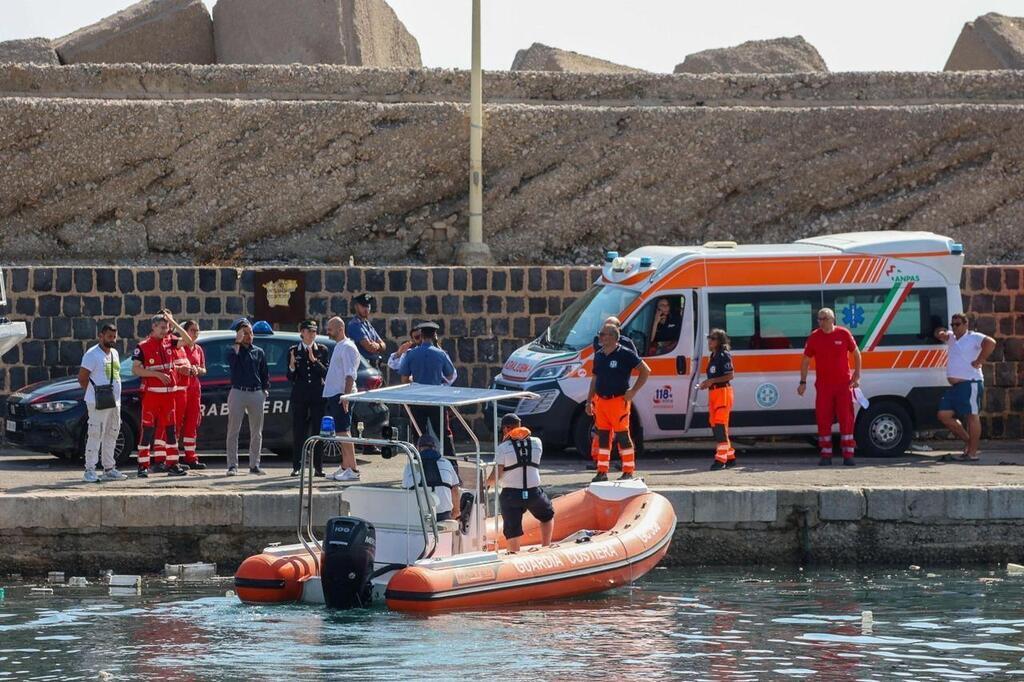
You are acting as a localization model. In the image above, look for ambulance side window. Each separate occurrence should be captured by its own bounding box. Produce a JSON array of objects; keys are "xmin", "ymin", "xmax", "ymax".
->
[
  {"xmin": 824, "ymin": 288, "xmax": 948, "ymax": 347},
  {"xmin": 623, "ymin": 296, "xmax": 685, "ymax": 357},
  {"xmin": 708, "ymin": 292, "xmax": 819, "ymax": 350}
]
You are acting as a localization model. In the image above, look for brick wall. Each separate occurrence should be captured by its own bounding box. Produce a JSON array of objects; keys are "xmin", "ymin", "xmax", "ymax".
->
[{"xmin": 1, "ymin": 265, "xmax": 1022, "ymax": 437}]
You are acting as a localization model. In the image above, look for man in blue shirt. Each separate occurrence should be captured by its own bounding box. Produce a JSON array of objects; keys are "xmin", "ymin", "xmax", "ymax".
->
[
  {"xmin": 400, "ymin": 321, "xmax": 458, "ymax": 459},
  {"xmin": 347, "ymin": 293, "xmax": 386, "ymax": 365},
  {"xmin": 225, "ymin": 318, "xmax": 270, "ymax": 476}
]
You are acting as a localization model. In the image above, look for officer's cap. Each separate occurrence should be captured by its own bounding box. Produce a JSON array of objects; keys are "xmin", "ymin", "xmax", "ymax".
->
[
  {"xmin": 414, "ymin": 321, "xmax": 441, "ymax": 333},
  {"xmin": 299, "ymin": 319, "xmax": 318, "ymax": 331},
  {"xmin": 352, "ymin": 293, "xmax": 375, "ymax": 308},
  {"xmin": 230, "ymin": 317, "xmax": 252, "ymax": 331}
]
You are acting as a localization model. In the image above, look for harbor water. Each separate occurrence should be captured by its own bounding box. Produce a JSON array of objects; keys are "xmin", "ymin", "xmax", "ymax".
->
[{"xmin": 2, "ymin": 567, "xmax": 1024, "ymax": 680}]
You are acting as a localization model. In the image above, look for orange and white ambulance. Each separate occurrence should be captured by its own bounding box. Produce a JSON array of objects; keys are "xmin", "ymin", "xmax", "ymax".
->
[{"xmin": 492, "ymin": 231, "xmax": 964, "ymax": 458}]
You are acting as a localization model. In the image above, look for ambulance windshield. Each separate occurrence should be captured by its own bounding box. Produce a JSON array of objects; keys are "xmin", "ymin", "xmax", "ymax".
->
[{"xmin": 537, "ymin": 285, "xmax": 640, "ymax": 352}]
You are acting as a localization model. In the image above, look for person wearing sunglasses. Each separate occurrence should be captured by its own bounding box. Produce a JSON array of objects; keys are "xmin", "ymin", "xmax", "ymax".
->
[
  {"xmin": 799, "ymin": 308, "xmax": 862, "ymax": 466},
  {"xmin": 934, "ymin": 313, "xmax": 996, "ymax": 461}
]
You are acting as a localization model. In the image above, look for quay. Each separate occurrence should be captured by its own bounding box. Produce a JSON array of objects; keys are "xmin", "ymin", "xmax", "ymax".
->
[{"xmin": 2, "ymin": 440, "xmax": 1023, "ymax": 576}]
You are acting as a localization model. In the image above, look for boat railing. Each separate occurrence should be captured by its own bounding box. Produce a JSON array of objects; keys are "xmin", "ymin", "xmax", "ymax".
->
[{"xmin": 297, "ymin": 435, "xmax": 440, "ymax": 574}]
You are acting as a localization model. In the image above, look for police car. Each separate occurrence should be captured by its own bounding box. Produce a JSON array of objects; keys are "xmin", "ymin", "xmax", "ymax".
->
[{"xmin": 2, "ymin": 329, "xmax": 389, "ymax": 466}]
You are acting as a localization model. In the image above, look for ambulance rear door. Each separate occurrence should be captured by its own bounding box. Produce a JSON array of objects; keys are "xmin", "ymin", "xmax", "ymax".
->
[{"xmin": 620, "ymin": 289, "xmax": 701, "ymax": 437}]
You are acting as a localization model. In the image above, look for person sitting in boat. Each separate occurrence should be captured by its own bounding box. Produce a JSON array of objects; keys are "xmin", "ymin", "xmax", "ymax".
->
[
  {"xmin": 403, "ymin": 432, "xmax": 461, "ymax": 523},
  {"xmin": 485, "ymin": 413, "xmax": 555, "ymax": 554}
]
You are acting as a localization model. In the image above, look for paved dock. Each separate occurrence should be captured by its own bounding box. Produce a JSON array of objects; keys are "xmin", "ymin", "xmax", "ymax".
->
[{"xmin": 2, "ymin": 439, "xmax": 1023, "ymax": 576}]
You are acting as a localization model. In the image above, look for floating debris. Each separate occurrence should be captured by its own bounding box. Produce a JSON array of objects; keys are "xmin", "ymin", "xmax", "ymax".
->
[
  {"xmin": 31, "ymin": 586, "xmax": 54, "ymax": 595},
  {"xmin": 909, "ymin": 565, "xmax": 921, "ymax": 571},
  {"xmin": 1007, "ymin": 563, "xmax": 1024, "ymax": 575},
  {"xmin": 164, "ymin": 562, "xmax": 217, "ymax": 582},
  {"xmin": 47, "ymin": 571, "xmax": 65, "ymax": 584},
  {"xmin": 979, "ymin": 577, "xmax": 1003, "ymax": 584},
  {"xmin": 68, "ymin": 577, "xmax": 90, "ymax": 587},
  {"xmin": 109, "ymin": 575, "xmax": 142, "ymax": 589}
]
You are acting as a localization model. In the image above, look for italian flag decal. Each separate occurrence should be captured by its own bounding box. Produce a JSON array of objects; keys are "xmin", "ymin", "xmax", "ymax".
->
[{"xmin": 859, "ymin": 281, "xmax": 915, "ymax": 351}]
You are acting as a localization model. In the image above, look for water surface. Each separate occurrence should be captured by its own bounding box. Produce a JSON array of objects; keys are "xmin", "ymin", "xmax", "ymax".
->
[{"xmin": 2, "ymin": 567, "xmax": 1023, "ymax": 680}]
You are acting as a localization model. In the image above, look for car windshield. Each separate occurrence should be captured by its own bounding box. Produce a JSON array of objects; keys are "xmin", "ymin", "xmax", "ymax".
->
[{"xmin": 538, "ymin": 285, "xmax": 641, "ymax": 352}]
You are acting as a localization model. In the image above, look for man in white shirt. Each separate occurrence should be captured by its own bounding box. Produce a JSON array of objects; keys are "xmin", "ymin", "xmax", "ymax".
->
[
  {"xmin": 934, "ymin": 313, "xmax": 996, "ymax": 461},
  {"xmin": 77, "ymin": 324, "xmax": 127, "ymax": 483},
  {"xmin": 485, "ymin": 413, "xmax": 555, "ymax": 553},
  {"xmin": 402, "ymin": 433, "xmax": 461, "ymax": 522},
  {"xmin": 323, "ymin": 316, "xmax": 361, "ymax": 481}
]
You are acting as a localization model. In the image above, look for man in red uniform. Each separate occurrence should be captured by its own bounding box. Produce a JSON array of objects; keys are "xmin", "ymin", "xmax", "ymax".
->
[
  {"xmin": 799, "ymin": 308, "xmax": 862, "ymax": 466},
  {"xmin": 172, "ymin": 317, "xmax": 206, "ymax": 470},
  {"xmin": 131, "ymin": 314, "xmax": 188, "ymax": 478}
]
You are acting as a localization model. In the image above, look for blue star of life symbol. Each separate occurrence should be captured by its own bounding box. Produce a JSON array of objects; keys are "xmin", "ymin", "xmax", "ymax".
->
[
  {"xmin": 755, "ymin": 383, "xmax": 779, "ymax": 409},
  {"xmin": 842, "ymin": 303, "xmax": 865, "ymax": 328}
]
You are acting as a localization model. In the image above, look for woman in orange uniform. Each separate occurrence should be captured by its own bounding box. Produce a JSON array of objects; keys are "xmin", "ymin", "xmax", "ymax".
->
[{"xmin": 701, "ymin": 329, "xmax": 735, "ymax": 470}]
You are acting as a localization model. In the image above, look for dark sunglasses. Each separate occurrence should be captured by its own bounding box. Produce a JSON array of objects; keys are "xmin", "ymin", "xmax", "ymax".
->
[{"xmin": 950, "ymin": 321, "xmax": 964, "ymax": 327}]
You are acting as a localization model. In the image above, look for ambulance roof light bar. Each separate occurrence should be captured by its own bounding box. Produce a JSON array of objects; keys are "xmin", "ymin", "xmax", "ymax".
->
[
  {"xmin": 950, "ymin": 243, "xmax": 964, "ymax": 255},
  {"xmin": 703, "ymin": 241, "xmax": 738, "ymax": 249},
  {"xmin": 604, "ymin": 251, "xmax": 619, "ymax": 263}
]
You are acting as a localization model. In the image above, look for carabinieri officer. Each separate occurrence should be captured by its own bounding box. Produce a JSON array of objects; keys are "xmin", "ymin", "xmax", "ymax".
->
[
  {"xmin": 287, "ymin": 319, "xmax": 331, "ymax": 477},
  {"xmin": 587, "ymin": 323, "xmax": 651, "ymax": 482}
]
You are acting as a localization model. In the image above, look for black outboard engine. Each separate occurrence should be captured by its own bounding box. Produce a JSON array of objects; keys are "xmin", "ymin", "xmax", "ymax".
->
[{"xmin": 321, "ymin": 517, "xmax": 376, "ymax": 609}]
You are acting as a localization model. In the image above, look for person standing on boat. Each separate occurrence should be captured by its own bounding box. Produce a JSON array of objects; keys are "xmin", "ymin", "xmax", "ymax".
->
[
  {"xmin": 399, "ymin": 321, "xmax": 459, "ymax": 459},
  {"xmin": 78, "ymin": 323, "xmax": 128, "ymax": 483},
  {"xmin": 323, "ymin": 316, "xmax": 361, "ymax": 482},
  {"xmin": 799, "ymin": 308, "xmax": 861, "ymax": 467},
  {"xmin": 403, "ymin": 432, "xmax": 461, "ymax": 522},
  {"xmin": 485, "ymin": 413, "xmax": 555, "ymax": 554},
  {"xmin": 700, "ymin": 329, "xmax": 735, "ymax": 471},
  {"xmin": 934, "ymin": 313, "xmax": 996, "ymax": 462},
  {"xmin": 588, "ymin": 324, "xmax": 651, "ymax": 482},
  {"xmin": 288, "ymin": 319, "xmax": 330, "ymax": 477}
]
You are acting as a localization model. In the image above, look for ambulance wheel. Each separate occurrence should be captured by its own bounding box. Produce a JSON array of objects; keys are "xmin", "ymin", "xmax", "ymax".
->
[{"xmin": 856, "ymin": 401, "xmax": 912, "ymax": 458}]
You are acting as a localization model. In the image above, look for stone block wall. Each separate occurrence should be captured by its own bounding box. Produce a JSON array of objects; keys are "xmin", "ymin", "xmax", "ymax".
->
[{"xmin": 1, "ymin": 264, "xmax": 1022, "ymax": 436}]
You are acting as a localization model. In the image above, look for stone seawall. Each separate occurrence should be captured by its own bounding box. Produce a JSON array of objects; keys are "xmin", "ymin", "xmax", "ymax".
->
[
  {"xmin": 2, "ymin": 264, "xmax": 1022, "ymax": 437},
  {"xmin": 0, "ymin": 66, "xmax": 1023, "ymax": 265},
  {"xmin": 3, "ymin": 485, "xmax": 1024, "ymax": 575}
]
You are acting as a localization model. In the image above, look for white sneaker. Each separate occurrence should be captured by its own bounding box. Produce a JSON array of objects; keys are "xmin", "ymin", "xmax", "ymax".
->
[
  {"xmin": 83, "ymin": 469, "xmax": 99, "ymax": 483},
  {"xmin": 101, "ymin": 468, "xmax": 128, "ymax": 481},
  {"xmin": 336, "ymin": 468, "xmax": 360, "ymax": 482},
  {"xmin": 327, "ymin": 467, "xmax": 346, "ymax": 481}
]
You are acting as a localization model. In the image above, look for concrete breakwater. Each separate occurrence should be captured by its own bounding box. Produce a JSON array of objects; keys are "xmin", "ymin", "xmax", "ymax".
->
[
  {"xmin": 1, "ymin": 66, "xmax": 1024, "ymax": 265},
  {"xmin": 3, "ymin": 485, "xmax": 1023, "ymax": 576}
]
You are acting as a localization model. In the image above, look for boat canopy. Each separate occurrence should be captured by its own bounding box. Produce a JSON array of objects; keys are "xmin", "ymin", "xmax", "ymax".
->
[{"xmin": 346, "ymin": 383, "xmax": 539, "ymax": 407}]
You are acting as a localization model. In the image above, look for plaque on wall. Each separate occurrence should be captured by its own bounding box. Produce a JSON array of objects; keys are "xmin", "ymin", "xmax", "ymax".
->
[{"xmin": 254, "ymin": 270, "xmax": 306, "ymax": 326}]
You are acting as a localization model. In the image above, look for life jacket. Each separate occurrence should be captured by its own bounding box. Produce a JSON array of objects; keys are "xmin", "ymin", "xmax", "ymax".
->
[
  {"xmin": 503, "ymin": 427, "xmax": 540, "ymax": 490},
  {"xmin": 407, "ymin": 449, "xmax": 452, "ymax": 492}
]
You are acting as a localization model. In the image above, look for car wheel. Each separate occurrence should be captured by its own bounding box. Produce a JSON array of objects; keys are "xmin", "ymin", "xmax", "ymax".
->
[
  {"xmin": 855, "ymin": 401, "xmax": 913, "ymax": 458},
  {"xmin": 114, "ymin": 419, "xmax": 136, "ymax": 468}
]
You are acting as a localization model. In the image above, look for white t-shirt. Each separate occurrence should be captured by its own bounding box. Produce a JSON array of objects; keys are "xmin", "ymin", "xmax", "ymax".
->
[
  {"xmin": 81, "ymin": 345, "xmax": 122, "ymax": 406},
  {"xmin": 496, "ymin": 436, "xmax": 543, "ymax": 489},
  {"xmin": 323, "ymin": 338, "xmax": 360, "ymax": 398},
  {"xmin": 402, "ymin": 458, "xmax": 460, "ymax": 514},
  {"xmin": 946, "ymin": 331, "xmax": 986, "ymax": 381}
]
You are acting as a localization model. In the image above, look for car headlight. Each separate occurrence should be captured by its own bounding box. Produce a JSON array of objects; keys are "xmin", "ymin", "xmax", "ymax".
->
[
  {"xmin": 30, "ymin": 400, "xmax": 79, "ymax": 413},
  {"xmin": 528, "ymin": 363, "xmax": 581, "ymax": 382}
]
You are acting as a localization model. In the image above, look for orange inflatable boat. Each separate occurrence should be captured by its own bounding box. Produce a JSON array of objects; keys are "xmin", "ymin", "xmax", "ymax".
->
[{"xmin": 235, "ymin": 479, "xmax": 676, "ymax": 612}]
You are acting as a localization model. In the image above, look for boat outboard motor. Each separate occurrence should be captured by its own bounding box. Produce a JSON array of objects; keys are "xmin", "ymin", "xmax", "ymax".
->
[
  {"xmin": 458, "ymin": 492, "xmax": 475, "ymax": 535},
  {"xmin": 321, "ymin": 517, "xmax": 376, "ymax": 609}
]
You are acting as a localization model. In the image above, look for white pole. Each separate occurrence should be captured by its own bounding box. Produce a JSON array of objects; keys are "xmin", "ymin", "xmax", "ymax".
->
[{"xmin": 469, "ymin": 0, "xmax": 483, "ymax": 245}]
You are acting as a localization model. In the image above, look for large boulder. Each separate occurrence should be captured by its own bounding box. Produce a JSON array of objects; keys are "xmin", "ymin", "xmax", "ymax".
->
[
  {"xmin": 944, "ymin": 13, "xmax": 1024, "ymax": 71},
  {"xmin": 54, "ymin": 0, "xmax": 214, "ymax": 65},
  {"xmin": 213, "ymin": 0, "xmax": 422, "ymax": 67},
  {"xmin": 675, "ymin": 36, "xmax": 828, "ymax": 74},
  {"xmin": 511, "ymin": 43, "xmax": 644, "ymax": 74},
  {"xmin": 0, "ymin": 38, "xmax": 59, "ymax": 65}
]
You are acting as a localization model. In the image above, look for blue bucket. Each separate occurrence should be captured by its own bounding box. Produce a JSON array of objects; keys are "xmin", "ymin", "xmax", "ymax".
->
[{"xmin": 320, "ymin": 416, "xmax": 336, "ymax": 437}]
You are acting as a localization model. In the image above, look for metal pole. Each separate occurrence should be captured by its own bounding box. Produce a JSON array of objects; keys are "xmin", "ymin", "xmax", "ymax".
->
[{"xmin": 456, "ymin": 0, "xmax": 492, "ymax": 265}]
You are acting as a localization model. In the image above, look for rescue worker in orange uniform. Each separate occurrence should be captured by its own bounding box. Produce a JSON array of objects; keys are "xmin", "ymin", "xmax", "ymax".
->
[
  {"xmin": 131, "ymin": 314, "xmax": 187, "ymax": 478},
  {"xmin": 587, "ymin": 316, "xmax": 638, "ymax": 471},
  {"xmin": 587, "ymin": 324, "xmax": 651, "ymax": 482},
  {"xmin": 700, "ymin": 329, "xmax": 736, "ymax": 470}
]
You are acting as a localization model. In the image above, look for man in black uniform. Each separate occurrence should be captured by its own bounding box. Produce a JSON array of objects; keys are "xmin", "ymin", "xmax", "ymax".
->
[{"xmin": 288, "ymin": 319, "xmax": 331, "ymax": 477}]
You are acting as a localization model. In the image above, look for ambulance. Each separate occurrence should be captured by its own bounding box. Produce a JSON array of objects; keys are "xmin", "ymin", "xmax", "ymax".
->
[{"xmin": 492, "ymin": 231, "xmax": 964, "ymax": 458}]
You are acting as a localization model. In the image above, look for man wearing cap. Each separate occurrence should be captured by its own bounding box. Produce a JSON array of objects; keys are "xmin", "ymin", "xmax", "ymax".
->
[
  {"xmin": 400, "ymin": 321, "xmax": 458, "ymax": 458},
  {"xmin": 484, "ymin": 414, "xmax": 555, "ymax": 554},
  {"xmin": 348, "ymin": 293, "xmax": 386, "ymax": 366},
  {"xmin": 288, "ymin": 319, "xmax": 331, "ymax": 477},
  {"xmin": 403, "ymin": 432, "xmax": 461, "ymax": 523},
  {"xmin": 225, "ymin": 318, "xmax": 270, "ymax": 476},
  {"xmin": 323, "ymin": 316, "xmax": 361, "ymax": 481}
]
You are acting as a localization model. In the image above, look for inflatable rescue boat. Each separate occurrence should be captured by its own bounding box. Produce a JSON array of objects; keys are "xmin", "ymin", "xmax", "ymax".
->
[{"xmin": 235, "ymin": 479, "xmax": 675, "ymax": 612}]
